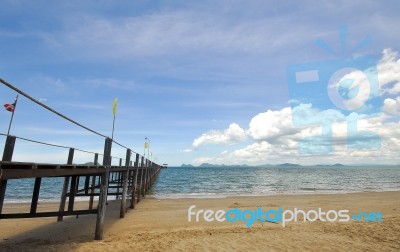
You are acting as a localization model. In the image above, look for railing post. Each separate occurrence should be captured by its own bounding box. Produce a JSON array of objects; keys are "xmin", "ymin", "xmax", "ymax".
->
[
  {"xmin": 2, "ymin": 135, "xmax": 16, "ymax": 161},
  {"xmin": 120, "ymin": 149, "xmax": 131, "ymax": 218},
  {"xmin": 89, "ymin": 153, "xmax": 98, "ymax": 210},
  {"xmin": 148, "ymin": 161, "xmax": 153, "ymax": 190},
  {"xmin": 115, "ymin": 158, "xmax": 123, "ymax": 200},
  {"xmin": 30, "ymin": 177, "xmax": 42, "ymax": 214},
  {"xmin": 130, "ymin": 153, "xmax": 139, "ymax": 208},
  {"xmin": 57, "ymin": 148, "xmax": 74, "ymax": 221},
  {"xmin": 143, "ymin": 159, "xmax": 149, "ymax": 196},
  {"xmin": 146, "ymin": 161, "xmax": 150, "ymax": 191},
  {"xmin": 95, "ymin": 137, "xmax": 112, "ymax": 240},
  {"xmin": 0, "ymin": 135, "xmax": 16, "ymax": 216},
  {"xmin": 138, "ymin": 156, "xmax": 145, "ymax": 202},
  {"xmin": 68, "ymin": 175, "xmax": 78, "ymax": 211}
]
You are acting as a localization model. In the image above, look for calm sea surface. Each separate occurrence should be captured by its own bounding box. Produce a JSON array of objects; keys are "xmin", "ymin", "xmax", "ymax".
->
[{"xmin": 4, "ymin": 165, "xmax": 400, "ymax": 202}]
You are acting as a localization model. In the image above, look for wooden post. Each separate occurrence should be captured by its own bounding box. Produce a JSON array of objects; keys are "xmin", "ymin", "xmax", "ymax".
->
[
  {"xmin": 142, "ymin": 159, "xmax": 148, "ymax": 197},
  {"xmin": 130, "ymin": 154, "xmax": 139, "ymax": 208},
  {"xmin": 147, "ymin": 161, "xmax": 152, "ymax": 190},
  {"xmin": 30, "ymin": 177, "xmax": 42, "ymax": 214},
  {"xmin": 95, "ymin": 137, "xmax": 112, "ymax": 240},
  {"xmin": 148, "ymin": 161, "xmax": 151, "ymax": 190},
  {"xmin": 0, "ymin": 135, "xmax": 16, "ymax": 215},
  {"xmin": 68, "ymin": 175, "xmax": 78, "ymax": 211},
  {"xmin": 138, "ymin": 156, "xmax": 145, "ymax": 202},
  {"xmin": 116, "ymin": 158, "xmax": 122, "ymax": 200},
  {"xmin": 120, "ymin": 149, "xmax": 131, "ymax": 218},
  {"xmin": 89, "ymin": 153, "xmax": 98, "ymax": 210},
  {"xmin": 57, "ymin": 148, "xmax": 74, "ymax": 222},
  {"xmin": 2, "ymin": 135, "xmax": 15, "ymax": 161},
  {"xmin": 145, "ymin": 161, "xmax": 149, "ymax": 192},
  {"xmin": 148, "ymin": 162, "xmax": 152, "ymax": 187},
  {"xmin": 128, "ymin": 167, "xmax": 133, "ymax": 188},
  {"xmin": 84, "ymin": 175, "xmax": 90, "ymax": 194}
]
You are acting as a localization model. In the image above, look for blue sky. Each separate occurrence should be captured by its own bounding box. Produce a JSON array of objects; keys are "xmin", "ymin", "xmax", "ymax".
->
[{"xmin": 1, "ymin": 0, "xmax": 400, "ymax": 166}]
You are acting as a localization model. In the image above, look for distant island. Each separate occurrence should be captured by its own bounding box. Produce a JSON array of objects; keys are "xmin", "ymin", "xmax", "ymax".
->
[{"xmin": 179, "ymin": 163, "xmax": 392, "ymax": 168}]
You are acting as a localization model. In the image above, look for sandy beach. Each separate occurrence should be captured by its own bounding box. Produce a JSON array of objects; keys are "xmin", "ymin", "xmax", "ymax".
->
[{"xmin": 0, "ymin": 191, "xmax": 399, "ymax": 251}]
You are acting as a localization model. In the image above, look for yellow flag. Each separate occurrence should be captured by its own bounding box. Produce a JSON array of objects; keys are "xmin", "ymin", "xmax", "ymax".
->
[
  {"xmin": 112, "ymin": 98, "xmax": 118, "ymax": 116},
  {"xmin": 144, "ymin": 141, "xmax": 149, "ymax": 149}
]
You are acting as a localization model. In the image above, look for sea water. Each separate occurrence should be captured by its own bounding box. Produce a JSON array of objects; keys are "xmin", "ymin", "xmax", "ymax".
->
[
  {"xmin": 4, "ymin": 165, "xmax": 400, "ymax": 202},
  {"xmin": 150, "ymin": 165, "xmax": 400, "ymax": 198}
]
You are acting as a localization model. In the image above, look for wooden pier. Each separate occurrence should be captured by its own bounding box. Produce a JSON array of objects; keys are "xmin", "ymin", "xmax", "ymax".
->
[{"xmin": 0, "ymin": 78, "xmax": 162, "ymax": 240}]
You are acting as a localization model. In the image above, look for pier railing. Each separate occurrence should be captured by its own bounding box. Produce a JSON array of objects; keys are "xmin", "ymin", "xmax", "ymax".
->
[{"xmin": 0, "ymin": 78, "xmax": 162, "ymax": 240}]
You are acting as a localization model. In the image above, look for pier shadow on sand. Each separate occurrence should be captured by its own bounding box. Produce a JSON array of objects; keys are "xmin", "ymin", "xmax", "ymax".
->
[{"xmin": 0, "ymin": 200, "xmax": 125, "ymax": 251}]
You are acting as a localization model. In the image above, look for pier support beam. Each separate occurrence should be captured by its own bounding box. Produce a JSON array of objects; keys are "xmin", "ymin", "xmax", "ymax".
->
[
  {"xmin": 0, "ymin": 135, "xmax": 16, "ymax": 215},
  {"xmin": 57, "ymin": 148, "xmax": 74, "ymax": 222},
  {"xmin": 95, "ymin": 137, "xmax": 112, "ymax": 240},
  {"xmin": 130, "ymin": 153, "xmax": 139, "ymax": 209},
  {"xmin": 30, "ymin": 177, "xmax": 42, "ymax": 214},
  {"xmin": 138, "ymin": 156, "xmax": 145, "ymax": 202},
  {"xmin": 89, "ymin": 153, "xmax": 98, "ymax": 210},
  {"xmin": 120, "ymin": 149, "xmax": 131, "ymax": 218}
]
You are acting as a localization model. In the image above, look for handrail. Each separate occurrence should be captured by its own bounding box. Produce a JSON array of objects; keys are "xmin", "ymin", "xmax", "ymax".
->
[
  {"xmin": 0, "ymin": 78, "xmax": 147, "ymax": 161},
  {"xmin": 1, "ymin": 132, "xmax": 102, "ymax": 156},
  {"xmin": 0, "ymin": 78, "xmax": 107, "ymax": 138}
]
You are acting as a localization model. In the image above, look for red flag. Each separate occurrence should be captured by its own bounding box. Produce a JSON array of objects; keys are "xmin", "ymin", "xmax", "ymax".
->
[{"xmin": 4, "ymin": 103, "xmax": 15, "ymax": 112}]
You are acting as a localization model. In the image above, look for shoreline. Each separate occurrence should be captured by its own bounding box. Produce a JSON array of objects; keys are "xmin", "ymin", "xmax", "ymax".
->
[
  {"xmin": 4, "ymin": 189, "xmax": 400, "ymax": 203},
  {"xmin": 149, "ymin": 189, "xmax": 400, "ymax": 199},
  {"xmin": 1, "ymin": 191, "xmax": 399, "ymax": 251}
]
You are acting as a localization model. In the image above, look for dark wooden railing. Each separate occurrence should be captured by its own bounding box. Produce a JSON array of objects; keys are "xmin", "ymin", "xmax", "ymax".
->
[{"xmin": 0, "ymin": 78, "xmax": 162, "ymax": 240}]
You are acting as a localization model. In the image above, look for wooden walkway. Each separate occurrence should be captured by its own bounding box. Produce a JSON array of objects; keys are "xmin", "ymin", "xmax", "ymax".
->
[
  {"xmin": 0, "ymin": 78, "xmax": 162, "ymax": 240},
  {"xmin": 0, "ymin": 135, "xmax": 161, "ymax": 240}
]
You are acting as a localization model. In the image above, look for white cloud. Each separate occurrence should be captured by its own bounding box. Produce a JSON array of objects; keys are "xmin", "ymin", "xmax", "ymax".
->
[
  {"xmin": 247, "ymin": 107, "xmax": 294, "ymax": 141},
  {"xmin": 378, "ymin": 48, "xmax": 400, "ymax": 95},
  {"xmin": 188, "ymin": 48, "xmax": 400, "ymax": 165},
  {"xmin": 316, "ymin": 48, "xmax": 400, "ymax": 112},
  {"xmin": 192, "ymin": 102, "xmax": 400, "ymax": 165},
  {"xmin": 382, "ymin": 97, "xmax": 400, "ymax": 115},
  {"xmin": 46, "ymin": 8, "xmax": 324, "ymax": 61},
  {"xmin": 181, "ymin": 149, "xmax": 193, "ymax": 153},
  {"xmin": 192, "ymin": 123, "xmax": 247, "ymax": 149}
]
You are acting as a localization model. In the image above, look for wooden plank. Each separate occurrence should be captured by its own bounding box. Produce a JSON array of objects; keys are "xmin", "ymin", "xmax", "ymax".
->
[
  {"xmin": 75, "ymin": 193, "xmax": 100, "ymax": 196},
  {"xmin": 0, "ymin": 162, "xmax": 136, "ymax": 171},
  {"xmin": 1, "ymin": 168, "xmax": 105, "ymax": 179}
]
